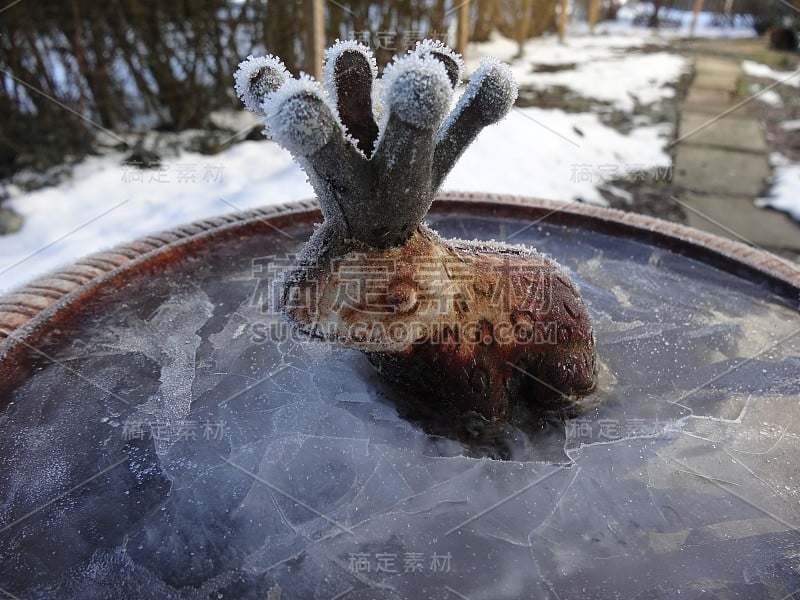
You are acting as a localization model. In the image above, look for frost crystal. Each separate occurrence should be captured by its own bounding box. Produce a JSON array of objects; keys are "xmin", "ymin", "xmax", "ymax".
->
[
  {"xmin": 233, "ymin": 55, "xmax": 289, "ymax": 117},
  {"xmin": 413, "ymin": 38, "xmax": 465, "ymax": 88},
  {"xmin": 380, "ymin": 54, "xmax": 452, "ymax": 130},
  {"xmin": 261, "ymin": 77, "xmax": 340, "ymax": 157},
  {"xmin": 464, "ymin": 58, "xmax": 518, "ymax": 124},
  {"xmin": 322, "ymin": 40, "xmax": 378, "ymax": 100}
]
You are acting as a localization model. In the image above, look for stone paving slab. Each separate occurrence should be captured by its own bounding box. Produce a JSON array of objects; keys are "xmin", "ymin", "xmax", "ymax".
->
[
  {"xmin": 692, "ymin": 71, "xmax": 740, "ymax": 92},
  {"xmin": 673, "ymin": 50, "xmax": 800, "ymax": 252},
  {"xmin": 681, "ymin": 88, "xmax": 732, "ymax": 114},
  {"xmin": 0, "ymin": 207, "xmax": 22, "ymax": 235},
  {"xmin": 679, "ymin": 112, "xmax": 768, "ymax": 153},
  {"xmin": 694, "ymin": 56, "xmax": 742, "ymax": 76},
  {"xmin": 673, "ymin": 146, "xmax": 770, "ymax": 197},
  {"xmin": 681, "ymin": 193, "xmax": 800, "ymax": 250}
]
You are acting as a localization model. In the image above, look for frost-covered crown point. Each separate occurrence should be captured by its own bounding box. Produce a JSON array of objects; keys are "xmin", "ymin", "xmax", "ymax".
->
[
  {"xmin": 262, "ymin": 78, "xmax": 339, "ymax": 156},
  {"xmin": 470, "ymin": 58, "xmax": 518, "ymax": 124},
  {"xmin": 322, "ymin": 39, "xmax": 378, "ymax": 94},
  {"xmin": 382, "ymin": 55, "xmax": 453, "ymax": 130},
  {"xmin": 322, "ymin": 39, "xmax": 379, "ymax": 156},
  {"xmin": 234, "ymin": 55, "xmax": 290, "ymax": 116},
  {"xmin": 413, "ymin": 39, "xmax": 464, "ymax": 89}
]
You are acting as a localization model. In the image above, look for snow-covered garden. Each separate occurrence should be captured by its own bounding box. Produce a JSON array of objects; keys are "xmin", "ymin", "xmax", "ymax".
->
[{"xmin": 1, "ymin": 6, "xmax": 798, "ymax": 294}]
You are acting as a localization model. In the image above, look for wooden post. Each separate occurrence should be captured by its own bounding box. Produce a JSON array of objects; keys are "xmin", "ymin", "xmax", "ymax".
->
[
  {"xmin": 649, "ymin": 0, "xmax": 662, "ymax": 28},
  {"xmin": 306, "ymin": 0, "xmax": 324, "ymax": 80},
  {"xmin": 516, "ymin": 0, "xmax": 532, "ymax": 57},
  {"xmin": 690, "ymin": 0, "xmax": 703, "ymax": 38},
  {"xmin": 588, "ymin": 0, "xmax": 601, "ymax": 34},
  {"xmin": 558, "ymin": 0, "xmax": 568, "ymax": 43},
  {"xmin": 456, "ymin": 0, "xmax": 471, "ymax": 58}
]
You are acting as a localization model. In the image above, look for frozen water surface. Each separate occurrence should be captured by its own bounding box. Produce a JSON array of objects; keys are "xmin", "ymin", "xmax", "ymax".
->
[{"xmin": 1, "ymin": 212, "xmax": 799, "ymax": 599}]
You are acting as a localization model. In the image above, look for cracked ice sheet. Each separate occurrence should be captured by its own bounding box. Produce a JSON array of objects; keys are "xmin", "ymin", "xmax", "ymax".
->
[
  {"xmin": 118, "ymin": 291, "xmax": 215, "ymax": 455},
  {"xmin": 1, "ymin": 213, "xmax": 799, "ymax": 598}
]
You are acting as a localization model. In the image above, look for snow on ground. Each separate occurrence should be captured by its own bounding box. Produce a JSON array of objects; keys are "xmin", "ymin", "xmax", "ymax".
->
[
  {"xmin": 441, "ymin": 107, "xmax": 670, "ymax": 200},
  {"xmin": 613, "ymin": 4, "xmax": 755, "ymax": 39},
  {"xmin": 742, "ymin": 63, "xmax": 800, "ymax": 223},
  {"xmin": 0, "ymin": 144, "xmax": 311, "ymax": 294},
  {"xmin": 757, "ymin": 153, "xmax": 800, "ymax": 221},
  {"xmin": 466, "ymin": 32, "xmax": 688, "ymax": 112},
  {"xmin": 742, "ymin": 60, "xmax": 800, "ymax": 88},
  {"xmin": 464, "ymin": 32, "xmax": 657, "ymax": 71},
  {"xmin": 751, "ymin": 86, "xmax": 784, "ymax": 107},
  {"xmin": 529, "ymin": 51, "xmax": 685, "ymax": 111}
]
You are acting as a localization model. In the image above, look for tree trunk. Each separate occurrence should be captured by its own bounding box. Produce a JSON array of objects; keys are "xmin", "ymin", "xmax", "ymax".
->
[
  {"xmin": 588, "ymin": 0, "xmax": 601, "ymax": 33},
  {"xmin": 558, "ymin": 0, "xmax": 568, "ymax": 42},
  {"xmin": 428, "ymin": 0, "xmax": 446, "ymax": 42},
  {"xmin": 530, "ymin": 0, "xmax": 558, "ymax": 38},
  {"xmin": 474, "ymin": 0, "xmax": 500, "ymax": 42},
  {"xmin": 690, "ymin": 0, "xmax": 703, "ymax": 37},
  {"xmin": 649, "ymin": 0, "xmax": 663, "ymax": 28},
  {"xmin": 306, "ymin": 0, "xmax": 324, "ymax": 80},
  {"xmin": 516, "ymin": 0, "xmax": 533, "ymax": 56},
  {"xmin": 456, "ymin": 1, "xmax": 471, "ymax": 58},
  {"xmin": 265, "ymin": 1, "xmax": 298, "ymax": 73}
]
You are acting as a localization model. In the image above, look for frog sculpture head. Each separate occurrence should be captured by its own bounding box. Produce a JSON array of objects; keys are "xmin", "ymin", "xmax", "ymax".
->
[{"xmin": 235, "ymin": 40, "xmax": 596, "ymax": 422}]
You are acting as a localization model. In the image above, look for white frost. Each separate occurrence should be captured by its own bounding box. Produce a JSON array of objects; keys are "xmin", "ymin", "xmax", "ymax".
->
[
  {"xmin": 453, "ymin": 57, "xmax": 518, "ymax": 128},
  {"xmin": 380, "ymin": 54, "xmax": 453, "ymax": 130},
  {"xmin": 234, "ymin": 55, "xmax": 290, "ymax": 116},
  {"xmin": 780, "ymin": 119, "xmax": 800, "ymax": 132},
  {"xmin": 261, "ymin": 76, "xmax": 341, "ymax": 156},
  {"xmin": 413, "ymin": 39, "xmax": 465, "ymax": 86},
  {"xmin": 322, "ymin": 39, "xmax": 377, "ymax": 101}
]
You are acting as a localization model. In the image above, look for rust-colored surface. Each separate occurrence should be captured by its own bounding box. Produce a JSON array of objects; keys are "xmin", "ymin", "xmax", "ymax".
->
[
  {"xmin": 1, "ymin": 193, "xmax": 798, "ymax": 394},
  {"xmin": 282, "ymin": 224, "xmax": 596, "ymax": 420}
]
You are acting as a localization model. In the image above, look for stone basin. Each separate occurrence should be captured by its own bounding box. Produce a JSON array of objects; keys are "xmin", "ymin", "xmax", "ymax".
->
[{"xmin": 1, "ymin": 193, "xmax": 798, "ymax": 599}]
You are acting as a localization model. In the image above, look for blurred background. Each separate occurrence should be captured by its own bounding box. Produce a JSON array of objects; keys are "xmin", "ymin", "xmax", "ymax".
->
[{"xmin": 0, "ymin": 0, "xmax": 798, "ymax": 292}]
